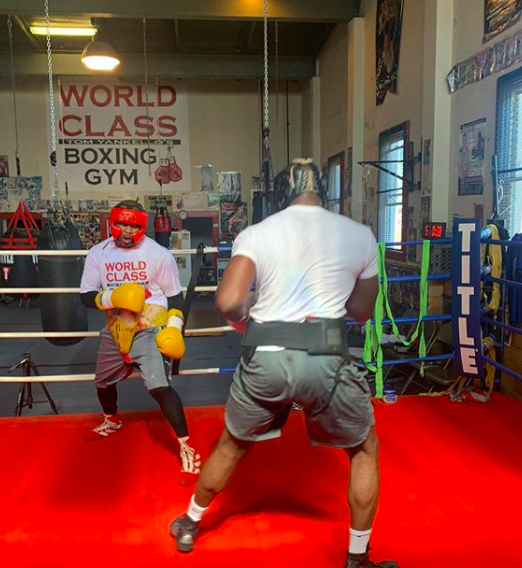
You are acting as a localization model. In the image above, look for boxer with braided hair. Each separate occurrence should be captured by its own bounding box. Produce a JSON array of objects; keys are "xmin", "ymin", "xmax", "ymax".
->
[{"xmin": 171, "ymin": 160, "xmax": 397, "ymax": 567}]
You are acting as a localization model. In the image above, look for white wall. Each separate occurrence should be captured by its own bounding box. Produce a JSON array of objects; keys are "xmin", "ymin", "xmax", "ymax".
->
[
  {"xmin": 0, "ymin": 76, "xmax": 303, "ymax": 210},
  {"xmin": 188, "ymin": 79, "xmax": 303, "ymax": 196},
  {"xmin": 319, "ymin": 23, "xmax": 348, "ymax": 166},
  {"xmin": 449, "ymin": 1, "xmax": 522, "ymax": 221},
  {"xmin": 317, "ymin": 2, "xmax": 426, "ymax": 234},
  {"xmin": 317, "ymin": 0, "xmax": 522, "ymax": 241},
  {"xmin": 0, "ymin": 77, "xmax": 49, "ymax": 186},
  {"xmin": 360, "ymin": 0, "xmax": 426, "ymax": 234}
]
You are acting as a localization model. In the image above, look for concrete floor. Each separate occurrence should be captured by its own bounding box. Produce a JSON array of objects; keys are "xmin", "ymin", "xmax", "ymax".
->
[{"xmin": 0, "ymin": 296, "xmax": 241, "ymax": 417}]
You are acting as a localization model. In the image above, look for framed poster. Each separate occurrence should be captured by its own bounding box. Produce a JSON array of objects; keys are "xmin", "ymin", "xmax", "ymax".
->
[
  {"xmin": 376, "ymin": 0, "xmax": 404, "ymax": 105},
  {"xmin": 50, "ymin": 82, "xmax": 191, "ymax": 195},
  {"xmin": 458, "ymin": 118, "xmax": 486, "ymax": 196},
  {"xmin": 0, "ymin": 155, "xmax": 9, "ymax": 178},
  {"xmin": 484, "ymin": 0, "xmax": 522, "ymax": 43}
]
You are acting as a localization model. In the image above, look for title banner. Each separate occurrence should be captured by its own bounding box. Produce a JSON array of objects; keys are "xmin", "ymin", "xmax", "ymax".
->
[
  {"xmin": 451, "ymin": 218, "xmax": 485, "ymax": 379},
  {"xmin": 51, "ymin": 82, "xmax": 191, "ymax": 194}
]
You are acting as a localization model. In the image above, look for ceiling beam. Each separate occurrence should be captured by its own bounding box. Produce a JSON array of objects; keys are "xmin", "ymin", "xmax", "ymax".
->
[
  {"xmin": 0, "ymin": 0, "xmax": 359, "ymax": 22},
  {"xmin": 13, "ymin": 15, "xmax": 39, "ymax": 48},
  {"xmin": 0, "ymin": 52, "xmax": 316, "ymax": 79},
  {"xmin": 237, "ymin": 21, "xmax": 256, "ymax": 54},
  {"xmin": 173, "ymin": 20, "xmax": 180, "ymax": 53}
]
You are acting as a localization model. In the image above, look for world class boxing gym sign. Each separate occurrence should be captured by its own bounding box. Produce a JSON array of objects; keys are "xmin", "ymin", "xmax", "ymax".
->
[
  {"xmin": 451, "ymin": 218, "xmax": 485, "ymax": 379},
  {"xmin": 48, "ymin": 82, "xmax": 191, "ymax": 193}
]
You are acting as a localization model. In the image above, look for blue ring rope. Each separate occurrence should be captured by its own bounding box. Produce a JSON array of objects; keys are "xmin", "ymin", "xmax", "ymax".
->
[
  {"xmin": 482, "ymin": 316, "xmax": 522, "ymax": 337},
  {"xmin": 483, "ymin": 275, "xmax": 522, "ymax": 290},
  {"xmin": 483, "ymin": 356, "xmax": 522, "ymax": 384}
]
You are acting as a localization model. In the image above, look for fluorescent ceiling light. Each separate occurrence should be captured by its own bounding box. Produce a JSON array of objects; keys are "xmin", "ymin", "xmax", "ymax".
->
[
  {"xmin": 81, "ymin": 41, "xmax": 121, "ymax": 71},
  {"xmin": 30, "ymin": 26, "xmax": 98, "ymax": 37}
]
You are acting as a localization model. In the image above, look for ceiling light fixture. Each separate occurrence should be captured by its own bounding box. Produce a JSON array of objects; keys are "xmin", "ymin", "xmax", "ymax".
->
[
  {"xmin": 30, "ymin": 25, "xmax": 97, "ymax": 37},
  {"xmin": 81, "ymin": 41, "xmax": 121, "ymax": 71}
]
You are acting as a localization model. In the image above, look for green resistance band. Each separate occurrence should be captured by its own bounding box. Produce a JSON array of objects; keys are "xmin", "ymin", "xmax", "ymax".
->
[{"xmin": 363, "ymin": 240, "xmax": 431, "ymax": 398}]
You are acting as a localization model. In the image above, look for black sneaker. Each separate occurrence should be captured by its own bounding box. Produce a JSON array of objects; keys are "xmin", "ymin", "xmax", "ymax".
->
[
  {"xmin": 169, "ymin": 514, "xmax": 199, "ymax": 553},
  {"xmin": 344, "ymin": 550, "xmax": 399, "ymax": 568}
]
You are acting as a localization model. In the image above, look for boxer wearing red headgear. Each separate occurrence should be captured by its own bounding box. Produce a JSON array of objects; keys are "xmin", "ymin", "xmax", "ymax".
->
[
  {"xmin": 79, "ymin": 200, "xmax": 200, "ymax": 481},
  {"xmin": 110, "ymin": 204, "xmax": 149, "ymax": 246}
]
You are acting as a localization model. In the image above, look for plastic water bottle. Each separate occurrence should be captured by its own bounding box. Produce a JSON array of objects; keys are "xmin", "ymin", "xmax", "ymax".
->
[{"xmin": 383, "ymin": 382, "xmax": 397, "ymax": 404}]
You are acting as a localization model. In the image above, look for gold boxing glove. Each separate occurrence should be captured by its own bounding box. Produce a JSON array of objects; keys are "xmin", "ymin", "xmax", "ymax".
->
[
  {"xmin": 95, "ymin": 283, "xmax": 145, "ymax": 314},
  {"xmin": 156, "ymin": 309, "xmax": 186, "ymax": 359}
]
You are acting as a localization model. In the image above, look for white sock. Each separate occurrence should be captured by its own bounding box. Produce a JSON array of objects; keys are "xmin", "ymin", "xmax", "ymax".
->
[
  {"xmin": 349, "ymin": 527, "xmax": 372, "ymax": 554},
  {"xmin": 186, "ymin": 495, "xmax": 208, "ymax": 523},
  {"xmin": 104, "ymin": 413, "xmax": 119, "ymax": 421}
]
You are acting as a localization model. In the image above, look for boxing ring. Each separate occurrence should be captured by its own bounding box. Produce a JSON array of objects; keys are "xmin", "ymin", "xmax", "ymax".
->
[
  {"xmin": 1, "ymin": 220, "xmax": 522, "ymax": 568},
  {"xmin": 2, "ymin": 218, "xmax": 522, "ymax": 394}
]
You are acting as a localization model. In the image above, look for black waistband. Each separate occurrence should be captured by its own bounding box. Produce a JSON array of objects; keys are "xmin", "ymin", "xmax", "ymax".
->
[{"xmin": 242, "ymin": 318, "xmax": 348, "ymax": 357}]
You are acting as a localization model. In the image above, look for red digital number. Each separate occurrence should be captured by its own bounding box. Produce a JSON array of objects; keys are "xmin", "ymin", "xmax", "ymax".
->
[{"xmin": 431, "ymin": 225, "xmax": 442, "ymax": 238}]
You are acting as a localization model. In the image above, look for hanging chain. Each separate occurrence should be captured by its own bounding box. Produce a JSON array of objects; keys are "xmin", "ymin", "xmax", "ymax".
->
[
  {"xmin": 263, "ymin": 0, "xmax": 269, "ymax": 137},
  {"xmin": 155, "ymin": 75, "xmax": 163, "ymax": 194},
  {"xmin": 57, "ymin": 77, "xmax": 69, "ymax": 197},
  {"xmin": 44, "ymin": 0, "xmax": 60, "ymax": 205},
  {"xmin": 143, "ymin": 17, "xmax": 152, "ymax": 177},
  {"xmin": 260, "ymin": 0, "xmax": 274, "ymax": 194},
  {"xmin": 7, "ymin": 15, "xmax": 21, "ymax": 176},
  {"xmin": 275, "ymin": 20, "xmax": 279, "ymax": 126}
]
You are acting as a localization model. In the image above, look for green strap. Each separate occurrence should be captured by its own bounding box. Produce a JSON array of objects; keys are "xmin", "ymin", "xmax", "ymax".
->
[{"xmin": 363, "ymin": 240, "xmax": 431, "ymax": 398}]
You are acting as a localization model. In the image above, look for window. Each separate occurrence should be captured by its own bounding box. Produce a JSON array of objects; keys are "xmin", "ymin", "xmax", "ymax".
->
[
  {"xmin": 377, "ymin": 123, "xmax": 408, "ymax": 255},
  {"xmin": 496, "ymin": 68, "xmax": 522, "ymax": 236},
  {"xmin": 327, "ymin": 152, "xmax": 344, "ymax": 214}
]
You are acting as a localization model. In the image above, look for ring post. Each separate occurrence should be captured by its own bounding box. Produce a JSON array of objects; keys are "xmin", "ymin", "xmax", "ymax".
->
[{"xmin": 451, "ymin": 219, "xmax": 484, "ymax": 380}]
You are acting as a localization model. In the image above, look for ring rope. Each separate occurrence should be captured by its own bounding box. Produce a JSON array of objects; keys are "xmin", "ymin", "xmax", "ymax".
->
[
  {"xmin": 0, "ymin": 286, "xmax": 218, "ymax": 294},
  {"xmin": 0, "ymin": 369, "xmax": 235, "ymax": 383},
  {"xmin": 0, "ymin": 247, "xmax": 228, "ymax": 257},
  {"xmin": 0, "ymin": 355, "xmax": 457, "ymax": 384},
  {"xmin": 0, "ymin": 326, "xmax": 234, "ymax": 339}
]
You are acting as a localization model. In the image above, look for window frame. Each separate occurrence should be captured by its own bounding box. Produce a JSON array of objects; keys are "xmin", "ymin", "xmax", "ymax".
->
[
  {"xmin": 495, "ymin": 66, "xmax": 522, "ymax": 234},
  {"xmin": 326, "ymin": 151, "xmax": 345, "ymax": 215},
  {"xmin": 377, "ymin": 121, "xmax": 410, "ymax": 262}
]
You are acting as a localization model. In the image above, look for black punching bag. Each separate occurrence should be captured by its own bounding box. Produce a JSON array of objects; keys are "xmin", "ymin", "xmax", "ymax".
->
[
  {"xmin": 37, "ymin": 215, "xmax": 88, "ymax": 346},
  {"xmin": 154, "ymin": 206, "xmax": 172, "ymax": 249}
]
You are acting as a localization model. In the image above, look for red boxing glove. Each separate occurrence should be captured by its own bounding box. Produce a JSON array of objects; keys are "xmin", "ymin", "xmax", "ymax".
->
[
  {"xmin": 227, "ymin": 317, "xmax": 248, "ymax": 334},
  {"xmin": 155, "ymin": 161, "xmax": 170, "ymax": 185},
  {"xmin": 169, "ymin": 157, "xmax": 183, "ymax": 182}
]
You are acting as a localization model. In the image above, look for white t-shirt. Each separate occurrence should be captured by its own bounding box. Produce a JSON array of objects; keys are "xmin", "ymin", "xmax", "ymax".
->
[
  {"xmin": 232, "ymin": 205, "xmax": 377, "ymax": 323},
  {"xmin": 80, "ymin": 236, "xmax": 182, "ymax": 309}
]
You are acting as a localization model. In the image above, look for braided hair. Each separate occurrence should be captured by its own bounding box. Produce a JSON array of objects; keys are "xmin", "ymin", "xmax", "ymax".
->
[{"xmin": 273, "ymin": 158, "xmax": 326, "ymax": 211}]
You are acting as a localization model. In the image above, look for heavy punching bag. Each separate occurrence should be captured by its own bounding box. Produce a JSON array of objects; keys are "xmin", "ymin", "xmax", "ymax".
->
[
  {"xmin": 154, "ymin": 206, "xmax": 172, "ymax": 249},
  {"xmin": 37, "ymin": 213, "xmax": 88, "ymax": 346}
]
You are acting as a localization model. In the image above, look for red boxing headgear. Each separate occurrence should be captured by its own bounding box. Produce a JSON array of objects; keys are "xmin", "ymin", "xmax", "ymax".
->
[{"xmin": 110, "ymin": 207, "xmax": 148, "ymax": 245}]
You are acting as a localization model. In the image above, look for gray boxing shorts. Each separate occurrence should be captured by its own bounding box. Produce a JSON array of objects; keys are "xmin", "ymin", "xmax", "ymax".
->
[
  {"xmin": 94, "ymin": 327, "xmax": 170, "ymax": 391},
  {"xmin": 225, "ymin": 349, "xmax": 375, "ymax": 448}
]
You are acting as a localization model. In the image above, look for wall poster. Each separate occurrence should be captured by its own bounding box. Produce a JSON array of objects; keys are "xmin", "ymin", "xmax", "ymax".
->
[
  {"xmin": 0, "ymin": 155, "xmax": 9, "ymax": 177},
  {"xmin": 376, "ymin": 0, "xmax": 404, "ymax": 105},
  {"xmin": 458, "ymin": 118, "xmax": 486, "ymax": 196},
  {"xmin": 484, "ymin": 0, "xmax": 522, "ymax": 43},
  {"xmin": 50, "ymin": 82, "xmax": 191, "ymax": 195}
]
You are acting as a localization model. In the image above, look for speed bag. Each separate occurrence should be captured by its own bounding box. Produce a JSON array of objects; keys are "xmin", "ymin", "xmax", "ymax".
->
[
  {"xmin": 154, "ymin": 206, "xmax": 172, "ymax": 249},
  {"xmin": 37, "ymin": 217, "xmax": 88, "ymax": 346}
]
